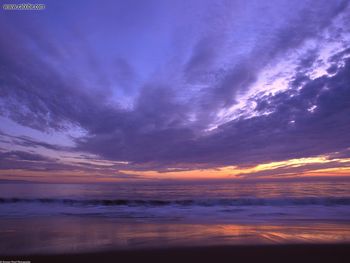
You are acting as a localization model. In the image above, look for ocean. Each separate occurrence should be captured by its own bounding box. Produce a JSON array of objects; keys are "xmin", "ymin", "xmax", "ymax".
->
[{"xmin": 1, "ymin": 179, "xmax": 350, "ymax": 254}]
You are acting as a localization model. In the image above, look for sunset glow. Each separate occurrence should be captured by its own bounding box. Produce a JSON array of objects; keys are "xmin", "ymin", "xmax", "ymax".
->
[{"xmin": 1, "ymin": 1, "xmax": 350, "ymax": 260}]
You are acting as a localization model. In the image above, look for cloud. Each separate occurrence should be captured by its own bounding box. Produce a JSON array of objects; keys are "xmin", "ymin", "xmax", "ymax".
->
[
  {"xmin": 78, "ymin": 52, "xmax": 350, "ymax": 168},
  {"xmin": 0, "ymin": 132, "xmax": 69, "ymax": 151},
  {"xmin": 0, "ymin": 150, "xmax": 67, "ymax": 171},
  {"xmin": 0, "ymin": 149, "xmax": 138, "ymax": 181},
  {"xmin": 0, "ymin": 0, "xmax": 350, "ymax": 178}
]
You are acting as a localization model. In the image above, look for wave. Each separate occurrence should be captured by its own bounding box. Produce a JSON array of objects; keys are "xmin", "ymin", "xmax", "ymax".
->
[{"xmin": 1, "ymin": 197, "xmax": 350, "ymax": 207}]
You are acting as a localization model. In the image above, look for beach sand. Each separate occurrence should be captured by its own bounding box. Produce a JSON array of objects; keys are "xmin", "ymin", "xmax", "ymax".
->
[{"xmin": 2, "ymin": 244, "xmax": 350, "ymax": 263}]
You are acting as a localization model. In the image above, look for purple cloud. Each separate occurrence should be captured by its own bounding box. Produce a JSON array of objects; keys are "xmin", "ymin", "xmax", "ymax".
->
[{"xmin": 0, "ymin": 0, "xmax": 350, "ymax": 177}]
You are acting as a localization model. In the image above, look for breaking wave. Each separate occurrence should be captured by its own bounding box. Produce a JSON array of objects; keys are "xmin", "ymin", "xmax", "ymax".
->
[{"xmin": 1, "ymin": 197, "xmax": 350, "ymax": 207}]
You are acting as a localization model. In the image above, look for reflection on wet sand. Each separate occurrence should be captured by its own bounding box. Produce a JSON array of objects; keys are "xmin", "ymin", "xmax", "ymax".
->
[{"xmin": 1, "ymin": 216, "xmax": 350, "ymax": 255}]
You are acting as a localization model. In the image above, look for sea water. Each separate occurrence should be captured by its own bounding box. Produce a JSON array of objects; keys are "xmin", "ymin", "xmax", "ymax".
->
[{"xmin": 1, "ymin": 179, "xmax": 350, "ymax": 254}]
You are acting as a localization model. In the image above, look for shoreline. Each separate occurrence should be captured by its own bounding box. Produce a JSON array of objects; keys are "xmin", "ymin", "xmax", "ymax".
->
[{"xmin": 2, "ymin": 244, "xmax": 350, "ymax": 263}]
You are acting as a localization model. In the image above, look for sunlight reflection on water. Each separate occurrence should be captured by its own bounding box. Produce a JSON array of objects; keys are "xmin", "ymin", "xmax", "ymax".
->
[{"xmin": 0, "ymin": 217, "xmax": 350, "ymax": 255}]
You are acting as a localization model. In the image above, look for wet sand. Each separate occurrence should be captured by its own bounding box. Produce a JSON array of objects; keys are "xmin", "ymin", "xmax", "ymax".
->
[
  {"xmin": 1, "ymin": 216, "xmax": 350, "ymax": 262},
  {"xmin": 1, "ymin": 216, "xmax": 350, "ymax": 255},
  {"xmin": 0, "ymin": 217, "xmax": 350, "ymax": 256},
  {"xmin": 2, "ymin": 244, "xmax": 350, "ymax": 263}
]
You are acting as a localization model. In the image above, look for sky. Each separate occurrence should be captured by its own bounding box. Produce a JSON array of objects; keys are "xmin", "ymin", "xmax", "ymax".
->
[{"xmin": 0, "ymin": 0, "xmax": 350, "ymax": 182}]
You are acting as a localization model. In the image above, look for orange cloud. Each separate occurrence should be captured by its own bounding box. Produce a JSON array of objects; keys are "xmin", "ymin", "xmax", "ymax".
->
[{"xmin": 2, "ymin": 155, "xmax": 350, "ymax": 183}]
